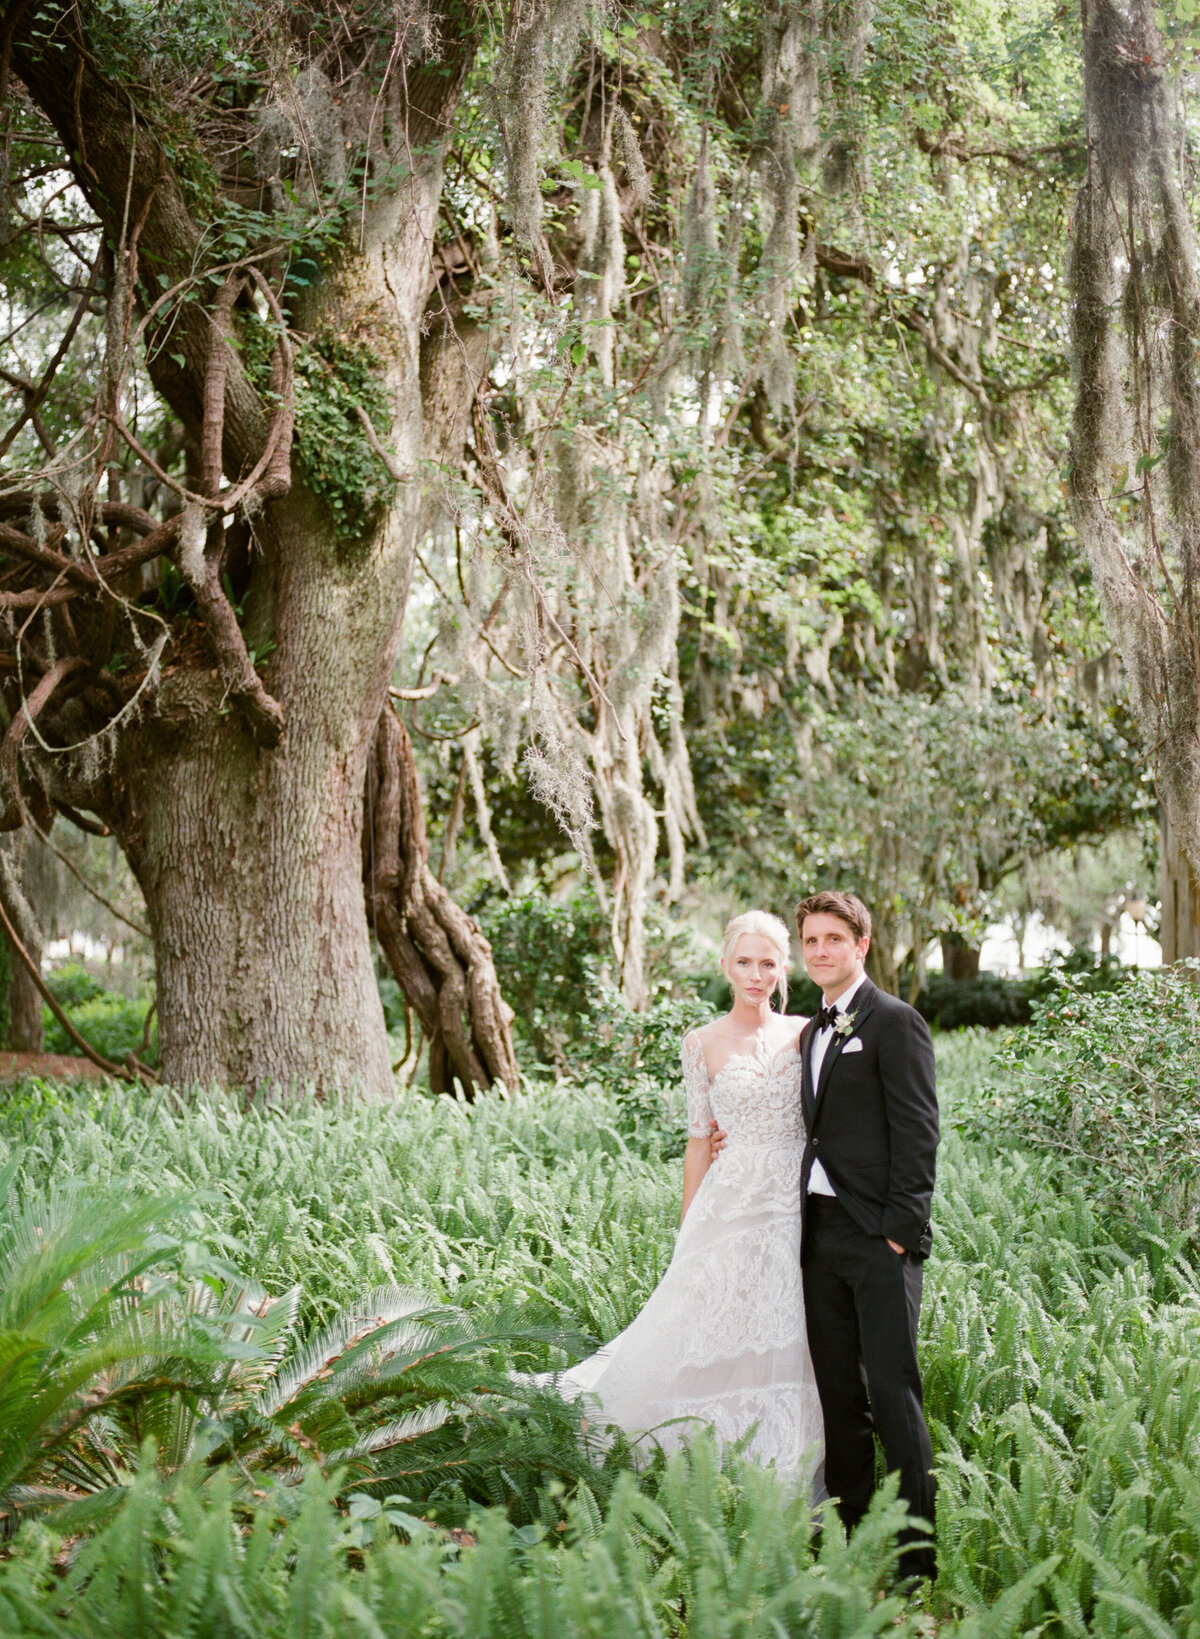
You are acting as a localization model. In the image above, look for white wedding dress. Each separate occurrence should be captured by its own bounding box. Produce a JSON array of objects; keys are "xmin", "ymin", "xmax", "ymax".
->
[{"xmin": 554, "ymin": 1029, "xmax": 824, "ymax": 1482}]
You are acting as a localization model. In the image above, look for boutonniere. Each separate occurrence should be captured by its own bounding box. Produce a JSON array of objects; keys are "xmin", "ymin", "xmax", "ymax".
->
[{"xmin": 833, "ymin": 1010, "xmax": 857, "ymax": 1037}]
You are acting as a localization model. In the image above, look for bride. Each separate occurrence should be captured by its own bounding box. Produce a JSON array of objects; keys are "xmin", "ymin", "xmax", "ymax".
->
[{"xmin": 552, "ymin": 910, "xmax": 823, "ymax": 1483}]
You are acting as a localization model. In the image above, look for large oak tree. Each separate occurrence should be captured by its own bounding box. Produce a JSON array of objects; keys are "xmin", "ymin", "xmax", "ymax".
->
[{"xmin": 0, "ymin": 0, "xmax": 515, "ymax": 1092}]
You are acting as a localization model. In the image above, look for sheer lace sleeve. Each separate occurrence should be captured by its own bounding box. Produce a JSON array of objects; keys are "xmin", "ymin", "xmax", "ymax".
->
[{"xmin": 682, "ymin": 1033, "xmax": 714, "ymax": 1137}]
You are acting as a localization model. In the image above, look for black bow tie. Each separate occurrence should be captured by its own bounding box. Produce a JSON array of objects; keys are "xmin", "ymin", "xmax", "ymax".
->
[{"xmin": 815, "ymin": 1005, "xmax": 841, "ymax": 1032}]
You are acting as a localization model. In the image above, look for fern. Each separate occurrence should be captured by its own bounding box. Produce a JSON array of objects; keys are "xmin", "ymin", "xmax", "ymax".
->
[{"xmin": 1, "ymin": 1034, "xmax": 1200, "ymax": 1635}]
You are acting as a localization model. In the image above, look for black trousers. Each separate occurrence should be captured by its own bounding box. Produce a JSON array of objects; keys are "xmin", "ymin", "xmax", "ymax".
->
[{"xmin": 802, "ymin": 1193, "xmax": 937, "ymax": 1583}]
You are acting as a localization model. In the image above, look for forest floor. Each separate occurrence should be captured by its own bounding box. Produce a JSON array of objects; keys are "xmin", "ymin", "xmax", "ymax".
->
[{"xmin": 0, "ymin": 1051, "xmax": 108, "ymax": 1081}]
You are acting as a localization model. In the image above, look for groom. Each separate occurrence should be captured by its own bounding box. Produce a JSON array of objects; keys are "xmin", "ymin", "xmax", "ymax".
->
[{"xmin": 796, "ymin": 890, "xmax": 938, "ymax": 1585}]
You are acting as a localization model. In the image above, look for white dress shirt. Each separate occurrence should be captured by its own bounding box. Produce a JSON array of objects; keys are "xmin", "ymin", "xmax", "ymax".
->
[{"xmin": 806, "ymin": 973, "xmax": 868, "ymax": 1196}]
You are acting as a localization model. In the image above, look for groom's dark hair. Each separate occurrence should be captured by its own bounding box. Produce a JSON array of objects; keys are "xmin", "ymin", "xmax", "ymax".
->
[{"xmin": 795, "ymin": 891, "xmax": 872, "ymax": 942}]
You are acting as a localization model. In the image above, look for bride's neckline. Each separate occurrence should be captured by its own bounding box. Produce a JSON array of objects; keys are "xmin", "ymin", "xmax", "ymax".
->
[{"xmin": 700, "ymin": 1025, "xmax": 804, "ymax": 1082}]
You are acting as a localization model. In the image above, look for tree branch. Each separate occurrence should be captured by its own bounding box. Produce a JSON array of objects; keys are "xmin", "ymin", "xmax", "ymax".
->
[
  {"xmin": 0, "ymin": 513, "xmax": 182, "ymax": 609},
  {"xmin": 174, "ymin": 504, "xmax": 284, "ymax": 750},
  {"xmin": 0, "ymin": 655, "xmax": 88, "ymax": 830}
]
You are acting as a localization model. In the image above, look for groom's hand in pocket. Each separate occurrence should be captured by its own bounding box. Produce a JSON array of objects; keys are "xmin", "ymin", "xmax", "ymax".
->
[
  {"xmin": 708, "ymin": 1120, "xmax": 728, "ymax": 1162},
  {"xmin": 886, "ymin": 1238, "xmax": 905, "ymax": 1254}
]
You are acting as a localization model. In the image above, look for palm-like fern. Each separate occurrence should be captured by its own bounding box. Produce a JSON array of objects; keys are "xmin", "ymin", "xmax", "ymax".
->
[
  {"xmin": 0, "ymin": 1162, "xmax": 239, "ymax": 1526},
  {"xmin": 0, "ymin": 1163, "xmax": 590, "ymax": 1532}
]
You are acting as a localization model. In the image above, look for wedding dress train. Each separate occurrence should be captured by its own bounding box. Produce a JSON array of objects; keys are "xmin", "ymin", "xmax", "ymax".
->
[{"xmin": 554, "ymin": 1030, "xmax": 824, "ymax": 1481}]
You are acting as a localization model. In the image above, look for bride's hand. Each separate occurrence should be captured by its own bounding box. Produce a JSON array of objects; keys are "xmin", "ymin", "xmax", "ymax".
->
[{"xmin": 709, "ymin": 1119, "xmax": 728, "ymax": 1161}]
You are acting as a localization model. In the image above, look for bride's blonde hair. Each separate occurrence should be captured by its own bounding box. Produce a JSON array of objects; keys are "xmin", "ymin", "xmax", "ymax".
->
[{"xmin": 721, "ymin": 911, "xmax": 791, "ymax": 1009}]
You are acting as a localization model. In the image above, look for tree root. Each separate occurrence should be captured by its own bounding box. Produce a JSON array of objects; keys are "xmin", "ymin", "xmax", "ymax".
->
[{"xmin": 365, "ymin": 705, "xmax": 517, "ymax": 1098}]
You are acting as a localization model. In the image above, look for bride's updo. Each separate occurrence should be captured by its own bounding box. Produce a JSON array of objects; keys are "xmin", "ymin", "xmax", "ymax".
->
[{"xmin": 721, "ymin": 910, "xmax": 791, "ymax": 1009}]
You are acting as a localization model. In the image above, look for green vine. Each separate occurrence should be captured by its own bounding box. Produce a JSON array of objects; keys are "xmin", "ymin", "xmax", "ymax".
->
[{"xmin": 293, "ymin": 331, "xmax": 395, "ymax": 541}]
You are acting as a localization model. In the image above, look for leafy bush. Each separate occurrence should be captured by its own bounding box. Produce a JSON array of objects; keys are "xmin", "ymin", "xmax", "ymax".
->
[
  {"xmin": 43, "ymin": 962, "xmax": 107, "ymax": 1011},
  {"xmin": 917, "ymin": 947, "xmax": 1133, "ymax": 1031},
  {"xmin": 575, "ymin": 990, "xmax": 715, "ymax": 1088},
  {"xmin": 957, "ymin": 967, "xmax": 1200, "ymax": 1232},
  {"xmin": 43, "ymin": 990, "xmax": 156, "ymax": 1065},
  {"xmin": 483, "ymin": 887, "xmax": 608, "ymax": 1065},
  {"xmin": 916, "ymin": 971, "xmax": 1032, "ymax": 1030},
  {"xmin": 1026, "ymin": 941, "xmax": 1131, "ymax": 1000},
  {"xmin": 0, "ymin": 1173, "xmax": 238, "ymax": 1525},
  {"xmin": 5, "ymin": 1037, "xmax": 1200, "ymax": 1634},
  {"xmin": 38, "ymin": 963, "xmax": 157, "ymax": 1066},
  {"xmin": 567, "ymin": 990, "xmax": 716, "ymax": 1155},
  {"xmin": 483, "ymin": 888, "xmax": 706, "ymax": 1073},
  {"xmin": 0, "ymin": 1162, "xmax": 606, "ymax": 1534},
  {"xmin": 0, "ymin": 1441, "xmax": 947, "ymax": 1639}
]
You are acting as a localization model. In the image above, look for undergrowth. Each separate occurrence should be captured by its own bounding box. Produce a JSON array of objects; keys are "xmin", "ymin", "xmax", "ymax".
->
[{"xmin": 0, "ymin": 1033, "xmax": 1197, "ymax": 1634}]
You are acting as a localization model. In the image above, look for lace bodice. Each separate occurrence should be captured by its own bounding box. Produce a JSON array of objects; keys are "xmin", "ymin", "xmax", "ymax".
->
[{"xmin": 682, "ymin": 1030, "xmax": 805, "ymax": 1146}]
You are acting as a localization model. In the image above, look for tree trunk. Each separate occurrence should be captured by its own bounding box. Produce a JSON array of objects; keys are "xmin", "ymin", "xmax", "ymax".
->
[
  {"xmin": 0, "ymin": 841, "xmax": 43, "ymax": 1052},
  {"xmin": 1160, "ymin": 805, "xmax": 1200, "ymax": 963},
  {"xmin": 940, "ymin": 934, "xmax": 981, "ymax": 982},
  {"xmin": 5, "ymin": 4, "xmax": 491, "ymax": 1095},
  {"xmin": 1069, "ymin": 1, "xmax": 1200, "ymax": 907},
  {"xmin": 119, "ymin": 674, "xmax": 392, "ymax": 1094},
  {"xmin": 5, "ymin": 935, "xmax": 42, "ymax": 1052},
  {"xmin": 865, "ymin": 917, "xmax": 900, "ymax": 995}
]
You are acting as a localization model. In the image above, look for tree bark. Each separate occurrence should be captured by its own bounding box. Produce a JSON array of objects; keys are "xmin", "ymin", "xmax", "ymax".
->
[
  {"xmin": 0, "ymin": 841, "xmax": 43, "ymax": 1051},
  {"xmin": 865, "ymin": 918, "xmax": 900, "ymax": 995},
  {"xmin": 5, "ymin": 934, "xmax": 42, "ymax": 1052},
  {"xmin": 118, "ymin": 667, "xmax": 393, "ymax": 1094},
  {"xmin": 1160, "ymin": 805, "xmax": 1200, "ymax": 963}
]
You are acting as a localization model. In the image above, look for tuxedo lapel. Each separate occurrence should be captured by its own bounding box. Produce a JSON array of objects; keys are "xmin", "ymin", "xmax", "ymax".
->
[
  {"xmin": 811, "ymin": 978, "xmax": 878, "ymax": 1127},
  {"xmin": 800, "ymin": 1016, "xmax": 818, "ymax": 1128}
]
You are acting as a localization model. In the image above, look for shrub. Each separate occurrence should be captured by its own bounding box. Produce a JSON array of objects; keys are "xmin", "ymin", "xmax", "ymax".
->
[
  {"xmin": 0, "ymin": 1163, "xmax": 602, "ymax": 1534},
  {"xmin": 0, "ymin": 1177, "xmax": 241, "ymax": 1524},
  {"xmin": 957, "ymin": 966, "xmax": 1200, "ymax": 1233},
  {"xmin": 484, "ymin": 888, "xmax": 706, "ymax": 1072},
  {"xmin": 0, "ymin": 1440, "xmax": 938, "ymax": 1639},
  {"xmin": 42, "ymin": 990, "xmax": 156, "ymax": 1065},
  {"xmin": 6, "ymin": 1041, "xmax": 1200, "ymax": 1634},
  {"xmin": 483, "ymin": 888, "xmax": 608, "ymax": 1066},
  {"xmin": 569, "ymin": 990, "xmax": 716, "ymax": 1155},
  {"xmin": 916, "ymin": 971, "xmax": 1032, "ymax": 1030},
  {"xmin": 917, "ymin": 947, "xmax": 1133, "ymax": 1031},
  {"xmin": 1026, "ymin": 942, "xmax": 1130, "ymax": 1000},
  {"xmin": 43, "ymin": 961, "xmax": 107, "ymax": 1010}
]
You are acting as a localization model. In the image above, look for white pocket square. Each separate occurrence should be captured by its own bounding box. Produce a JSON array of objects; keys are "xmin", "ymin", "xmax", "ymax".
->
[{"xmin": 841, "ymin": 1038, "xmax": 864, "ymax": 1054}]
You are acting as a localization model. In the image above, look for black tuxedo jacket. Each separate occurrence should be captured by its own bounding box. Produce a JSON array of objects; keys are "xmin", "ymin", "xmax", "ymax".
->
[{"xmin": 799, "ymin": 978, "xmax": 939, "ymax": 1259}]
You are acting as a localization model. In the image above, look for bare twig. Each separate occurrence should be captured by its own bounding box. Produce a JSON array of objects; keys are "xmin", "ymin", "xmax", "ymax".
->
[
  {"xmin": 30, "ymin": 818, "xmax": 150, "ymax": 937},
  {"xmin": 0, "ymin": 254, "xmax": 102, "ymax": 462},
  {"xmin": 354, "ymin": 404, "xmax": 414, "ymax": 483}
]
